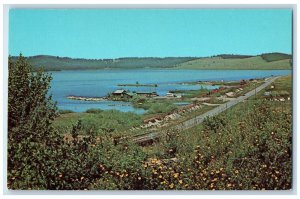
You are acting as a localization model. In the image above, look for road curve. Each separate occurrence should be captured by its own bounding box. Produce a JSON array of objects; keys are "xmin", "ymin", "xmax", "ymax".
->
[{"xmin": 133, "ymin": 76, "xmax": 280, "ymax": 144}]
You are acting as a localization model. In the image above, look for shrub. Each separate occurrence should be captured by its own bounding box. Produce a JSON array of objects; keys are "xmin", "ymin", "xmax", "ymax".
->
[
  {"xmin": 58, "ymin": 109, "xmax": 75, "ymax": 114},
  {"xmin": 86, "ymin": 108, "xmax": 103, "ymax": 114}
]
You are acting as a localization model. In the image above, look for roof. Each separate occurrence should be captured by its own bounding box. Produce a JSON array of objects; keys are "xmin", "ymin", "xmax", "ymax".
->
[{"xmin": 113, "ymin": 89, "xmax": 126, "ymax": 94}]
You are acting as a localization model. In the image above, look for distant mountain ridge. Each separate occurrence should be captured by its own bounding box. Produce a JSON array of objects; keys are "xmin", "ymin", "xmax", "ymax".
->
[{"xmin": 10, "ymin": 52, "xmax": 292, "ymax": 71}]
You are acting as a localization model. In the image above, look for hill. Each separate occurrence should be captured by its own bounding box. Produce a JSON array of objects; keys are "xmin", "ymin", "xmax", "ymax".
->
[
  {"xmin": 10, "ymin": 53, "xmax": 292, "ymax": 71},
  {"xmin": 175, "ymin": 53, "xmax": 292, "ymax": 70},
  {"xmin": 10, "ymin": 55, "xmax": 198, "ymax": 71}
]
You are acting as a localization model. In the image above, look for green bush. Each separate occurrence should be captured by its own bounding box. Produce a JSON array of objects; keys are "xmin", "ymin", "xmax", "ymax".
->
[
  {"xmin": 58, "ymin": 109, "xmax": 75, "ymax": 114},
  {"xmin": 85, "ymin": 108, "xmax": 103, "ymax": 114}
]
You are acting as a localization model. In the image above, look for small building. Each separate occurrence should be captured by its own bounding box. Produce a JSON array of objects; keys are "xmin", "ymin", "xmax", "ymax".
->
[{"xmin": 112, "ymin": 89, "xmax": 127, "ymax": 96}]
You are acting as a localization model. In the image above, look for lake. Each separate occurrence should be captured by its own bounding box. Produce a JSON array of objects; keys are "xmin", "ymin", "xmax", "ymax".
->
[{"xmin": 49, "ymin": 69, "xmax": 291, "ymax": 113}]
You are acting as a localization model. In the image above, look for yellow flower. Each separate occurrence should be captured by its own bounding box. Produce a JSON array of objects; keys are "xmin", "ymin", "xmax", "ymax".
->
[
  {"xmin": 169, "ymin": 183, "xmax": 174, "ymax": 189},
  {"xmin": 212, "ymin": 178, "xmax": 218, "ymax": 182},
  {"xmin": 179, "ymin": 180, "xmax": 183, "ymax": 184},
  {"xmin": 174, "ymin": 173, "xmax": 179, "ymax": 178},
  {"xmin": 159, "ymin": 175, "xmax": 163, "ymax": 178}
]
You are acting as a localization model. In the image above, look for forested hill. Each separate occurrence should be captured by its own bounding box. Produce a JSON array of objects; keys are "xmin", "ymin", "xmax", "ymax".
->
[
  {"xmin": 10, "ymin": 52, "xmax": 292, "ymax": 71},
  {"xmin": 10, "ymin": 56, "xmax": 198, "ymax": 71}
]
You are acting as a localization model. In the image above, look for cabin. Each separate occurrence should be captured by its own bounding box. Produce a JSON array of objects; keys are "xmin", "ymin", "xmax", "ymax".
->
[{"xmin": 112, "ymin": 89, "xmax": 127, "ymax": 96}]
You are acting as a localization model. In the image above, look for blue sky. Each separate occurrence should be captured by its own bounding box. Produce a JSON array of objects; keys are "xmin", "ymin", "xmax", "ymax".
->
[{"xmin": 9, "ymin": 9, "xmax": 292, "ymax": 59}]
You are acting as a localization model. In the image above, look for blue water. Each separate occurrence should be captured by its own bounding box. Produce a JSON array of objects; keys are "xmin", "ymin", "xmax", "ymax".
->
[{"xmin": 49, "ymin": 69, "xmax": 291, "ymax": 113}]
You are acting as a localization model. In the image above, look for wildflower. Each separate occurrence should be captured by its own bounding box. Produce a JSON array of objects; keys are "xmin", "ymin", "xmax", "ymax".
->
[
  {"xmin": 174, "ymin": 173, "xmax": 179, "ymax": 178},
  {"xmin": 212, "ymin": 178, "xmax": 218, "ymax": 182},
  {"xmin": 138, "ymin": 177, "xmax": 141, "ymax": 180},
  {"xmin": 169, "ymin": 183, "xmax": 174, "ymax": 189},
  {"xmin": 159, "ymin": 175, "xmax": 163, "ymax": 178},
  {"xmin": 179, "ymin": 180, "xmax": 183, "ymax": 184},
  {"xmin": 235, "ymin": 170, "xmax": 239, "ymax": 174}
]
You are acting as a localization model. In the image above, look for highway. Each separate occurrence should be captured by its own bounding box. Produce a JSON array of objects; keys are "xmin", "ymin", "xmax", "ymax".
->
[{"xmin": 132, "ymin": 76, "xmax": 279, "ymax": 144}]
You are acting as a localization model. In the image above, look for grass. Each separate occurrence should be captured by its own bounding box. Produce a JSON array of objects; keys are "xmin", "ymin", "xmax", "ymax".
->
[
  {"xmin": 249, "ymin": 75, "xmax": 292, "ymax": 100},
  {"xmin": 53, "ymin": 109, "xmax": 143, "ymax": 135},
  {"xmin": 132, "ymin": 97, "xmax": 178, "ymax": 115},
  {"xmin": 175, "ymin": 56, "xmax": 292, "ymax": 70}
]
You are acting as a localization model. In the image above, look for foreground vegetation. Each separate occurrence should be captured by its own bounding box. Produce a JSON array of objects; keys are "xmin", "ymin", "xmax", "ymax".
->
[
  {"xmin": 53, "ymin": 110, "xmax": 142, "ymax": 135},
  {"xmin": 8, "ymin": 55, "xmax": 292, "ymax": 190}
]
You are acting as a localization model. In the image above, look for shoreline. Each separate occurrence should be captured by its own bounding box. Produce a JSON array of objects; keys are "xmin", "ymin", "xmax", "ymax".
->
[{"xmin": 67, "ymin": 95, "xmax": 107, "ymax": 101}]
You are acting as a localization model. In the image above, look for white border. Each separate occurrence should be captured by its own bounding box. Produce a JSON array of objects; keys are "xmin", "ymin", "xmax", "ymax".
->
[{"xmin": 1, "ymin": 1, "xmax": 299, "ymax": 199}]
